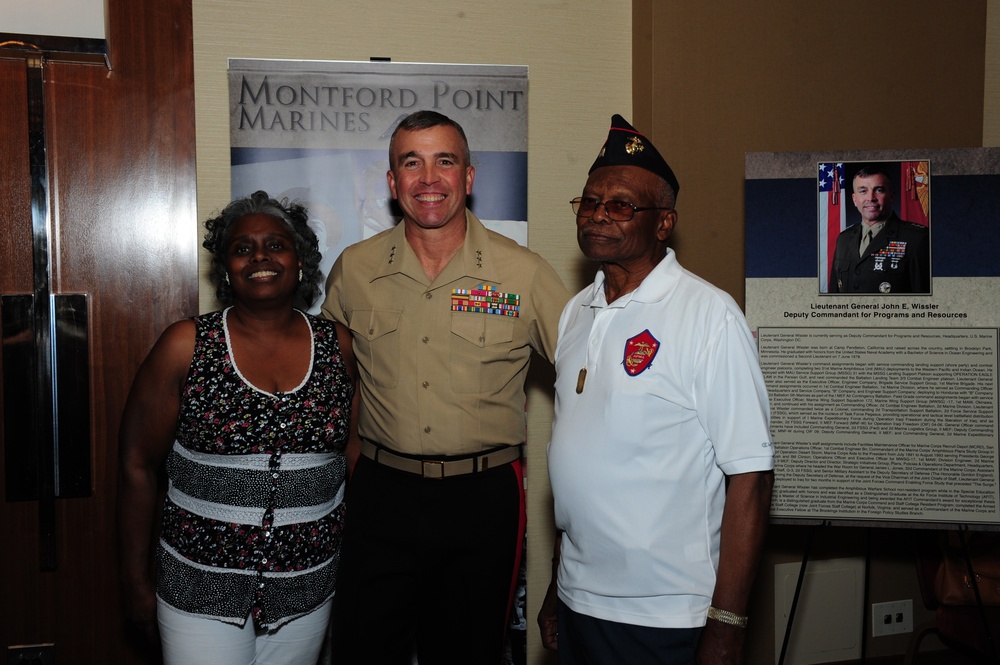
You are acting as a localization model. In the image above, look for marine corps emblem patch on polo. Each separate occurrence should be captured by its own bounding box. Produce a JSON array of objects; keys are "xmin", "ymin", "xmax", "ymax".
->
[{"xmin": 622, "ymin": 329, "xmax": 659, "ymax": 376}]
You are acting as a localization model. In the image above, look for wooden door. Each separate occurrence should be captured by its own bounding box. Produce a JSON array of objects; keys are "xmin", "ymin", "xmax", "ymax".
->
[{"xmin": 0, "ymin": 1, "xmax": 197, "ymax": 662}]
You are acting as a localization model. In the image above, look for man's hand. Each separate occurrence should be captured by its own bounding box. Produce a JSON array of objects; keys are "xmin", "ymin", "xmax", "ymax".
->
[
  {"xmin": 537, "ymin": 581, "xmax": 559, "ymax": 651},
  {"xmin": 696, "ymin": 618, "xmax": 745, "ymax": 665}
]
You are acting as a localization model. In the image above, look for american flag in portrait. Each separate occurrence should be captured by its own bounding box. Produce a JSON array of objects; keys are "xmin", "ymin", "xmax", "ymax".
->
[{"xmin": 817, "ymin": 162, "xmax": 845, "ymax": 293}]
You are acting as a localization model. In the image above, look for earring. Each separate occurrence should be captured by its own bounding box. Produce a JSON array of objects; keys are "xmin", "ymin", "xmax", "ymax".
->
[
  {"xmin": 224, "ymin": 272, "xmax": 230, "ymax": 285},
  {"xmin": 298, "ymin": 269, "xmax": 303, "ymax": 282}
]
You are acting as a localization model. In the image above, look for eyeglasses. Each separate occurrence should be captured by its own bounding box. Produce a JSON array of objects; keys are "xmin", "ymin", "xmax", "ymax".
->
[{"xmin": 570, "ymin": 197, "xmax": 672, "ymax": 222}]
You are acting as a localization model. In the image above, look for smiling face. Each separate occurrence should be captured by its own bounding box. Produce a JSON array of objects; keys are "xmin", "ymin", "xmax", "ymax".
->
[
  {"xmin": 224, "ymin": 213, "xmax": 301, "ymax": 305},
  {"xmin": 386, "ymin": 125, "xmax": 475, "ymax": 232},
  {"xmin": 576, "ymin": 166, "xmax": 676, "ymax": 277},
  {"xmin": 852, "ymin": 173, "xmax": 894, "ymax": 224}
]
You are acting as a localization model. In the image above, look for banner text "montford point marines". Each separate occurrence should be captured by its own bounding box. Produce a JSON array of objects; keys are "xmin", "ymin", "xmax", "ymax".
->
[{"xmin": 237, "ymin": 76, "xmax": 525, "ymax": 132}]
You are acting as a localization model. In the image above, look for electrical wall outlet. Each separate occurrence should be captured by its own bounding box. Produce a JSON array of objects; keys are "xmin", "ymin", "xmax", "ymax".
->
[{"xmin": 871, "ymin": 599, "xmax": 913, "ymax": 637}]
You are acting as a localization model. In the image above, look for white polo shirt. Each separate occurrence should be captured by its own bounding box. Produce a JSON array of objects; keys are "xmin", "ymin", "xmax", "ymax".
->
[{"xmin": 548, "ymin": 249, "xmax": 774, "ymax": 629}]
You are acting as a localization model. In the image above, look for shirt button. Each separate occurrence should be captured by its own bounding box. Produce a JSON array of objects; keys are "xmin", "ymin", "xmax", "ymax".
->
[
  {"xmin": 424, "ymin": 292, "xmax": 432, "ymax": 299},
  {"xmin": 422, "ymin": 381, "xmax": 429, "ymax": 388},
  {"xmin": 369, "ymin": 328, "xmax": 374, "ymax": 335},
  {"xmin": 424, "ymin": 426, "xmax": 431, "ymax": 433},
  {"xmin": 422, "ymin": 336, "xmax": 429, "ymax": 344}
]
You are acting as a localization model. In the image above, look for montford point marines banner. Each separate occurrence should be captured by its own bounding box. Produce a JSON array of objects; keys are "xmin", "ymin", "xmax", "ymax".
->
[
  {"xmin": 745, "ymin": 148, "xmax": 1000, "ymax": 526},
  {"xmin": 228, "ymin": 59, "xmax": 528, "ymax": 312}
]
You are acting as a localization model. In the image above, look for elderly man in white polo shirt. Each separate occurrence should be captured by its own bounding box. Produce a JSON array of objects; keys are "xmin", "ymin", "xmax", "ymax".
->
[{"xmin": 538, "ymin": 115, "xmax": 775, "ymax": 665}]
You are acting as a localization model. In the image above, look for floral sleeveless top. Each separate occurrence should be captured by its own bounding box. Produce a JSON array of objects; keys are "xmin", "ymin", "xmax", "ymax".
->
[{"xmin": 156, "ymin": 308, "xmax": 352, "ymax": 629}]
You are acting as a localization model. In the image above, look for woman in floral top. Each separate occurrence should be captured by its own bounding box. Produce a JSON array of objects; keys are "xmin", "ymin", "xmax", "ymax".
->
[{"xmin": 118, "ymin": 191, "xmax": 358, "ymax": 665}]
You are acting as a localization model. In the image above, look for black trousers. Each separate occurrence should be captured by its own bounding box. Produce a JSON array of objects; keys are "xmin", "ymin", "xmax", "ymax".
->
[
  {"xmin": 331, "ymin": 454, "xmax": 524, "ymax": 664},
  {"xmin": 557, "ymin": 601, "xmax": 703, "ymax": 665}
]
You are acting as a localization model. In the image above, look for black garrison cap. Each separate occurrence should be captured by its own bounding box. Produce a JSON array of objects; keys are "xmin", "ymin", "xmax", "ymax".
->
[{"xmin": 589, "ymin": 114, "xmax": 679, "ymax": 195}]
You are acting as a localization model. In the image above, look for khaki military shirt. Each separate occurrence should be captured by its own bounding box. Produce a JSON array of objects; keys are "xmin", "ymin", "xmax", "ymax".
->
[{"xmin": 322, "ymin": 210, "xmax": 569, "ymax": 456}]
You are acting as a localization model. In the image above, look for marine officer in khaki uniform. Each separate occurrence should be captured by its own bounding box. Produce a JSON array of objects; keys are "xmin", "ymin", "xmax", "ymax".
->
[
  {"xmin": 829, "ymin": 165, "xmax": 930, "ymax": 294},
  {"xmin": 322, "ymin": 110, "xmax": 569, "ymax": 664}
]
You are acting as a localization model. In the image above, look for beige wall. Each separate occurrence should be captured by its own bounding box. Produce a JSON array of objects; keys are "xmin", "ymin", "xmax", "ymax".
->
[
  {"xmin": 635, "ymin": 1, "xmax": 987, "ymax": 309},
  {"xmin": 192, "ymin": 2, "xmax": 630, "ymax": 663}
]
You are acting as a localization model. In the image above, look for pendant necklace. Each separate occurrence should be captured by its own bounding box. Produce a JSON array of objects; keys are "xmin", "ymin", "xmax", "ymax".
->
[{"xmin": 576, "ymin": 305, "xmax": 600, "ymax": 394}]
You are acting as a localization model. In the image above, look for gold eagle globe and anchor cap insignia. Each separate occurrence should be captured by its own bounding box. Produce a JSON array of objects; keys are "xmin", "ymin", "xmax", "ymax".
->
[
  {"xmin": 589, "ymin": 114, "xmax": 680, "ymax": 195},
  {"xmin": 625, "ymin": 135, "xmax": 644, "ymax": 156}
]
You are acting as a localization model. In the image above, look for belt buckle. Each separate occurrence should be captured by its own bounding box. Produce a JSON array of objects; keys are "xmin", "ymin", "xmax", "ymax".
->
[{"xmin": 421, "ymin": 460, "xmax": 445, "ymax": 479}]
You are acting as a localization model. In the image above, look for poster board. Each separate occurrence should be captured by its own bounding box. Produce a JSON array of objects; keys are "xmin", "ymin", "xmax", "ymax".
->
[
  {"xmin": 746, "ymin": 148, "xmax": 1000, "ymax": 527},
  {"xmin": 228, "ymin": 59, "xmax": 528, "ymax": 313}
]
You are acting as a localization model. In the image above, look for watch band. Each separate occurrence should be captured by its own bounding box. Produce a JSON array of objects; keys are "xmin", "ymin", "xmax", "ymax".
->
[{"xmin": 707, "ymin": 606, "xmax": 748, "ymax": 629}]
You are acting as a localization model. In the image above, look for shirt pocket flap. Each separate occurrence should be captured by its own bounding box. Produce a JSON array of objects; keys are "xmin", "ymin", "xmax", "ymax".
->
[
  {"xmin": 348, "ymin": 308, "xmax": 401, "ymax": 342},
  {"xmin": 450, "ymin": 314, "xmax": 515, "ymax": 348}
]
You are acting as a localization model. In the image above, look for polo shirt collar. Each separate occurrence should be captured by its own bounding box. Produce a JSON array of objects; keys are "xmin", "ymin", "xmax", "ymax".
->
[{"xmin": 586, "ymin": 249, "xmax": 680, "ymax": 309}]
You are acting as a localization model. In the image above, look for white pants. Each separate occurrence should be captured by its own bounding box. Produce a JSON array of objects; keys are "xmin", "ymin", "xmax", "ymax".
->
[{"xmin": 157, "ymin": 597, "xmax": 332, "ymax": 665}]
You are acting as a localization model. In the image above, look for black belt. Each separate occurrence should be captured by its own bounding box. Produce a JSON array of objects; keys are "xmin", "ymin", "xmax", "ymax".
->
[{"xmin": 360, "ymin": 440, "xmax": 521, "ymax": 479}]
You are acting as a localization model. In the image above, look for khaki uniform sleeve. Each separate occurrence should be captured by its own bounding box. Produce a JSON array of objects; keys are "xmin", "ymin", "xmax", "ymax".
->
[
  {"xmin": 321, "ymin": 254, "xmax": 348, "ymax": 326},
  {"xmin": 529, "ymin": 257, "xmax": 571, "ymax": 364}
]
